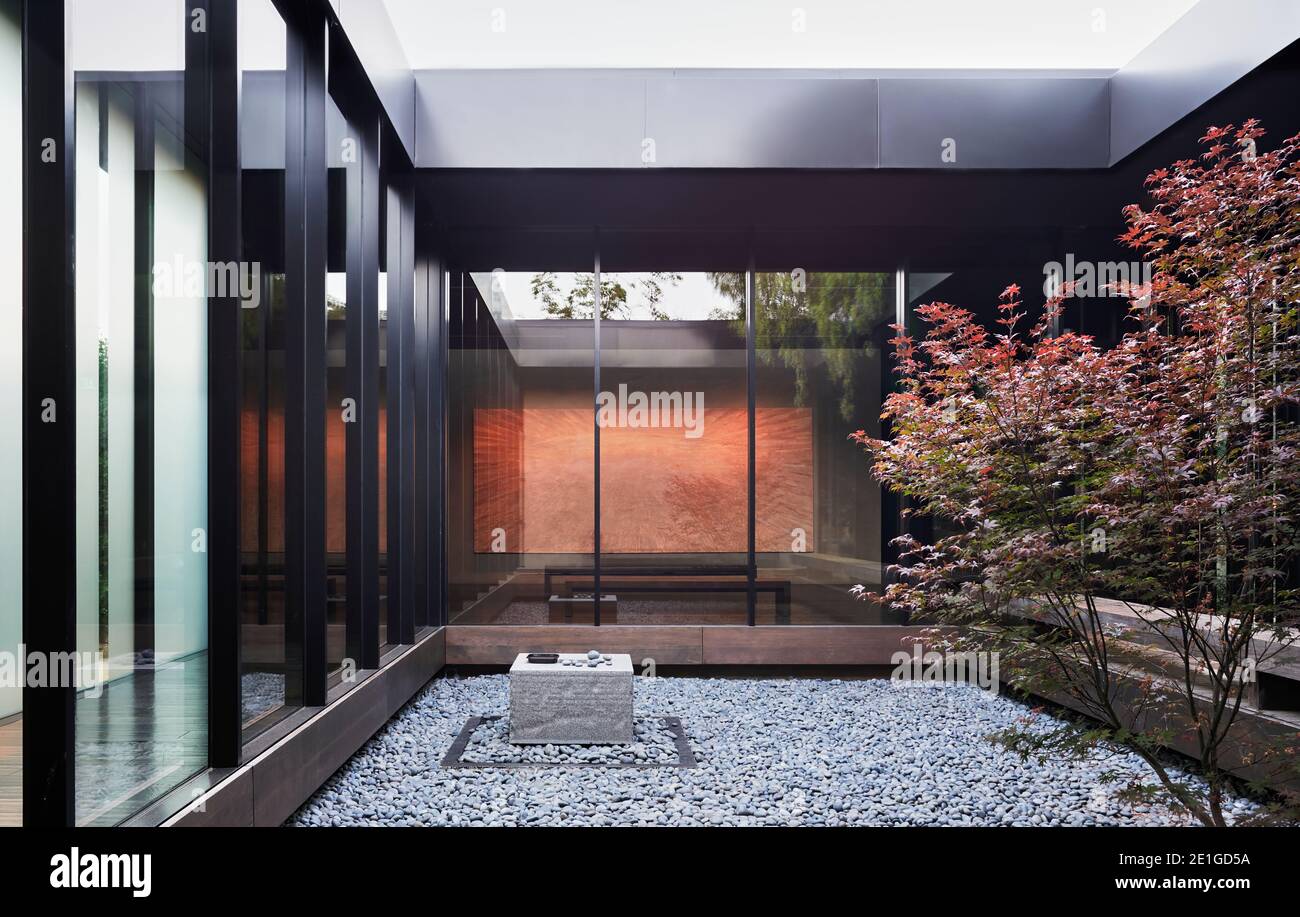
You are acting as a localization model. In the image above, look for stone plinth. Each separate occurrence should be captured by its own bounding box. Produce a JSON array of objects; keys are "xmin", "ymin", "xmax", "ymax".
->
[{"xmin": 508, "ymin": 653, "xmax": 634, "ymax": 745}]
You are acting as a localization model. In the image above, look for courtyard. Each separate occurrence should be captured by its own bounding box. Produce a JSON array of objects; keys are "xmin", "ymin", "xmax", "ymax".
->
[{"xmin": 290, "ymin": 674, "xmax": 1258, "ymax": 827}]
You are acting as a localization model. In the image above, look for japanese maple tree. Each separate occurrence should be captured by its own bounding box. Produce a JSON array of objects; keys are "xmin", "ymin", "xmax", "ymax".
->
[{"xmin": 857, "ymin": 121, "xmax": 1300, "ymax": 826}]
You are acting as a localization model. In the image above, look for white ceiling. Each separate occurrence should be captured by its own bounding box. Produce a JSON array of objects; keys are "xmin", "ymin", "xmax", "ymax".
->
[{"xmin": 381, "ymin": 0, "xmax": 1200, "ymax": 71}]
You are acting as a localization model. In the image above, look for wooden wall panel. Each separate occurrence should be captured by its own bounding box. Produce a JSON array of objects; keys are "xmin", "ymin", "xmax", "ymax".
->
[
  {"xmin": 701, "ymin": 625, "xmax": 946, "ymax": 665},
  {"xmin": 446, "ymin": 625, "xmax": 950, "ymax": 666},
  {"xmin": 446, "ymin": 625, "xmax": 703, "ymax": 665}
]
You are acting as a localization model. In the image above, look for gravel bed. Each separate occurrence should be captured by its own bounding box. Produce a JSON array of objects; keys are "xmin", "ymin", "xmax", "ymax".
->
[
  {"xmin": 454, "ymin": 716, "xmax": 683, "ymax": 766},
  {"xmin": 241, "ymin": 671, "xmax": 286, "ymax": 724},
  {"xmin": 288, "ymin": 674, "xmax": 1259, "ymax": 827}
]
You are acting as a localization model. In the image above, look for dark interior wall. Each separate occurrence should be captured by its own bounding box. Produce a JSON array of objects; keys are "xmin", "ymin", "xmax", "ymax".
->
[{"xmin": 415, "ymin": 37, "xmax": 1300, "ymax": 282}]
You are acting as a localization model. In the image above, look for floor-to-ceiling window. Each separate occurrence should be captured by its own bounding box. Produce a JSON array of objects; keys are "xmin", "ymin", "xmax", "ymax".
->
[
  {"xmin": 752, "ymin": 269, "xmax": 900, "ymax": 624},
  {"xmin": 444, "ymin": 240, "xmax": 905, "ymax": 627},
  {"xmin": 447, "ymin": 260, "xmax": 595, "ymax": 624},
  {"xmin": 69, "ymin": 0, "xmax": 208, "ymax": 825},
  {"xmin": 239, "ymin": 0, "xmax": 298, "ymax": 739},
  {"xmin": 0, "ymin": 0, "xmax": 22, "ymax": 826},
  {"xmin": 598, "ymin": 258, "xmax": 749, "ymax": 624}
]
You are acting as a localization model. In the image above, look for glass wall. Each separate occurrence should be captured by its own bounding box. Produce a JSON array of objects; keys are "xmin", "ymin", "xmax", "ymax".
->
[
  {"xmin": 598, "ymin": 268, "xmax": 749, "ymax": 624},
  {"xmin": 753, "ymin": 270, "xmax": 900, "ymax": 624},
  {"xmin": 444, "ymin": 252, "xmax": 907, "ymax": 626},
  {"xmin": 8, "ymin": 0, "xmax": 422, "ymax": 825},
  {"xmin": 0, "ymin": 0, "xmax": 21, "ymax": 826},
  {"xmin": 69, "ymin": 0, "xmax": 208, "ymax": 824},
  {"xmin": 239, "ymin": 0, "xmax": 297, "ymax": 738},
  {"xmin": 447, "ymin": 266, "xmax": 595, "ymax": 624}
]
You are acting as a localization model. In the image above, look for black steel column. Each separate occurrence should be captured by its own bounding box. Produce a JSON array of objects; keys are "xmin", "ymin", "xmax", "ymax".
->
[
  {"xmin": 435, "ymin": 262, "xmax": 448, "ymax": 627},
  {"xmin": 345, "ymin": 109, "xmax": 372, "ymax": 669},
  {"xmin": 592, "ymin": 241, "xmax": 601, "ymax": 626},
  {"xmin": 411, "ymin": 240, "xmax": 430, "ymax": 630},
  {"xmin": 746, "ymin": 256, "xmax": 757, "ymax": 626},
  {"xmin": 202, "ymin": 0, "xmax": 242, "ymax": 767},
  {"xmin": 22, "ymin": 0, "xmax": 75, "ymax": 826},
  {"xmin": 358, "ymin": 110, "xmax": 379, "ymax": 668},
  {"xmin": 132, "ymin": 84, "xmax": 156, "ymax": 660},
  {"xmin": 385, "ymin": 178, "xmax": 409, "ymax": 646},
  {"xmin": 397, "ymin": 180, "xmax": 416, "ymax": 644},
  {"xmin": 283, "ymin": 0, "xmax": 327, "ymax": 706}
]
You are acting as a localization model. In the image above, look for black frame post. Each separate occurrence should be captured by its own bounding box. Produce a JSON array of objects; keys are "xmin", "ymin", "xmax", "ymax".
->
[
  {"xmin": 21, "ymin": 0, "xmax": 75, "ymax": 827},
  {"xmin": 746, "ymin": 255, "xmax": 757, "ymax": 626},
  {"xmin": 283, "ymin": 0, "xmax": 327, "ymax": 706},
  {"xmin": 204, "ymin": 0, "xmax": 242, "ymax": 767},
  {"xmin": 592, "ymin": 240, "xmax": 601, "ymax": 626},
  {"xmin": 358, "ymin": 106, "xmax": 380, "ymax": 668},
  {"xmin": 384, "ymin": 181, "xmax": 404, "ymax": 647},
  {"xmin": 132, "ymin": 84, "xmax": 156, "ymax": 661},
  {"xmin": 394, "ymin": 176, "xmax": 416, "ymax": 645},
  {"xmin": 345, "ymin": 106, "xmax": 376, "ymax": 670},
  {"xmin": 411, "ymin": 226, "xmax": 430, "ymax": 631},
  {"xmin": 435, "ymin": 262, "xmax": 448, "ymax": 627}
]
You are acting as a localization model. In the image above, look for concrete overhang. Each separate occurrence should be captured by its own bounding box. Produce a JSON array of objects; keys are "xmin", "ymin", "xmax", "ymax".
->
[{"xmin": 328, "ymin": 0, "xmax": 1300, "ymax": 170}]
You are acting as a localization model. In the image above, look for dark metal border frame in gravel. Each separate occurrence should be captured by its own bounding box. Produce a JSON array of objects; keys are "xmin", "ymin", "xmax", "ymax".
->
[{"xmin": 440, "ymin": 716, "xmax": 698, "ymax": 769}]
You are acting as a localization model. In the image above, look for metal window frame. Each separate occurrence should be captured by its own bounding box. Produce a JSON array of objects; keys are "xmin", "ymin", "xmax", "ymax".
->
[
  {"xmin": 21, "ymin": 0, "xmax": 75, "ymax": 827},
  {"xmin": 281, "ymin": 0, "xmax": 328, "ymax": 707},
  {"xmin": 19, "ymin": 0, "xmax": 424, "ymax": 824},
  {"xmin": 206, "ymin": 0, "xmax": 242, "ymax": 768}
]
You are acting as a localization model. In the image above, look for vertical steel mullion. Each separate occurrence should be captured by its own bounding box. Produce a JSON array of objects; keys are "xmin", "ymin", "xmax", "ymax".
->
[
  {"xmin": 882, "ymin": 267, "xmax": 909, "ymax": 612},
  {"xmin": 592, "ymin": 238, "xmax": 601, "ymax": 627},
  {"xmin": 358, "ymin": 114, "xmax": 379, "ymax": 667},
  {"xmin": 301, "ymin": 8, "xmax": 327, "ymax": 703},
  {"xmin": 343, "ymin": 105, "xmax": 367, "ymax": 669},
  {"xmin": 256, "ymin": 270, "xmax": 269, "ymax": 627},
  {"xmin": 132, "ymin": 84, "xmax": 156, "ymax": 660},
  {"xmin": 385, "ymin": 182, "xmax": 405, "ymax": 646},
  {"xmin": 22, "ymin": 0, "xmax": 75, "ymax": 826},
  {"xmin": 204, "ymin": 0, "xmax": 242, "ymax": 768},
  {"xmin": 280, "ymin": 0, "xmax": 305, "ymax": 707},
  {"xmin": 383, "ymin": 183, "xmax": 397, "ymax": 642},
  {"xmin": 283, "ymin": 2, "xmax": 327, "ymax": 706},
  {"xmin": 438, "ymin": 266, "xmax": 449, "ymax": 627},
  {"xmin": 397, "ymin": 180, "xmax": 416, "ymax": 644},
  {"xmin": 746, "ymin": 257, "xmax": 756, "ymax": 626},
  {"xmin": 411, "ymin": 234, "xmax": 429, "ymax": 630}
]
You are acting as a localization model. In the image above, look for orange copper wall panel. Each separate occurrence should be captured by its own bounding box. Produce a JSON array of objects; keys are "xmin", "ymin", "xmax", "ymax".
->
[
  {"xmin": 240, "ymin": 405, "xmax": 386, "ymax": 556},
  {"xmin": 473, "ymin": 406, "xmax": 811, "ymax": 554}
]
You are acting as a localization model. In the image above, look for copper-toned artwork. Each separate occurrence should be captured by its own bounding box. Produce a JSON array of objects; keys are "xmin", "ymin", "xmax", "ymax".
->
[
  {"xmin": 239, "ymin": 403, "xmax": 388, "ymax": 557},
  {"xmin": 474, "ymin": 406, "xmax": 812, "ymax": 553},
  {"xmin": 473, "ymin": 407, "xmax": 527, "ymax": 552}
]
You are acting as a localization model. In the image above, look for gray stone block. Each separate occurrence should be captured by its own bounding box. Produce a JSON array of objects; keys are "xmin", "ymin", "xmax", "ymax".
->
[{"xmin": 509, "ymin": 653, "xmax": 634, "ymax": 744}]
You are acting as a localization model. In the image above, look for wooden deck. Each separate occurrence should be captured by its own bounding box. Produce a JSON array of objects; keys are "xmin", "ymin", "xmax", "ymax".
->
[{"xmin": 0, "ymin": 715, "xmax": 18, "ymax": 826}]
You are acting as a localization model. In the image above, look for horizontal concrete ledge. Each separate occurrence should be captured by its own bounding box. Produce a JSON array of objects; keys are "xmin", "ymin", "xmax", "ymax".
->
[
  {"xmin": 164, "ymin": 627, "xmax": 446, "ymax": 827},
  {"xmin": 446, "ymin": 625, "xmax": 951, "ymax": 667},
  {"xmin": 415, "ymin": 70, "xmax": 1109, "ymax": 169}
]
